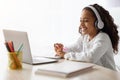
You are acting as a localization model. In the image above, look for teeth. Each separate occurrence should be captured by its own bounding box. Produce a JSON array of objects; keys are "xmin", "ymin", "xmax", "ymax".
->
[{"xmin": 81, "ymin": 28, "xmax": 86, "ymax": 31}]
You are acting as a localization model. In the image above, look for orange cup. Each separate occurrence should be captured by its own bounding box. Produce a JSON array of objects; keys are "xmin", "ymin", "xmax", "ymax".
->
[{"xmin": 8, "ymin": 51, "xmax": 23, "ymax": 70}]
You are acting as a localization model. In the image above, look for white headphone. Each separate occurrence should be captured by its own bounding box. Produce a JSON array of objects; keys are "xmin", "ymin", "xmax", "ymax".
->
[{"xmin": 87, "ymin": 6, "xmax": 104, "ymax": 29}]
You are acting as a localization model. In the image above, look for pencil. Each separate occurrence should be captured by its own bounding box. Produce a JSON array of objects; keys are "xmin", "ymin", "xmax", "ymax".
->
[{"xmin": 17, "ymin": 43, "xmax": 23, "ymax": 56}]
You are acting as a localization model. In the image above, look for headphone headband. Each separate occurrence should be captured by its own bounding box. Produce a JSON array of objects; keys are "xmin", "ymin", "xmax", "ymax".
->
[{"xmin": 87, "ymin": 6, "xmax": 104, "ymax": 29}]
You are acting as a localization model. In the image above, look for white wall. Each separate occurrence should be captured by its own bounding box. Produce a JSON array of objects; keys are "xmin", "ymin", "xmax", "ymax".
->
[{"xmin": 0, "ymin": 0, "xmax": 120, "ymax": 56}]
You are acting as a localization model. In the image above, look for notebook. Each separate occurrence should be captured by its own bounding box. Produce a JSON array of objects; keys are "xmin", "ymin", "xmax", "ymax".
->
[
  {"xmin": 3, "ymin": 29, "xmax": 58, "ymax": 65},
  {"xmin": 35, "ymin": 60, "xmax": 94, "ymax": 78}
]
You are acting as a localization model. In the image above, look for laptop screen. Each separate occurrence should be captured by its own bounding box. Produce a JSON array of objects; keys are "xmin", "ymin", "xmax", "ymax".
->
[{"xmin": 3, "ymin": 29, "xmax": 33, "ymax": 64}]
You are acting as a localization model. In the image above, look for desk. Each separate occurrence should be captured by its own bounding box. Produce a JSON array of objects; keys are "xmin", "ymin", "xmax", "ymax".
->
[{"xmin": 0, "ymin": 54, "xmax": 120, "ymax": 80}]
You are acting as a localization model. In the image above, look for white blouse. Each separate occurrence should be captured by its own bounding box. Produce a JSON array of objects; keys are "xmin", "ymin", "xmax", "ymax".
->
[{"xmin": 64, "ymin": 31, "xmax": 116, "ymax": 70}]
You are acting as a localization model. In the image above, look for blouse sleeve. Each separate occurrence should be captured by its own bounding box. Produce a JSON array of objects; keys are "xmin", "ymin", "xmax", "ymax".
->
[{"xmin": 64, "ymin": 33, "xmax": 112, "ymax": 63}]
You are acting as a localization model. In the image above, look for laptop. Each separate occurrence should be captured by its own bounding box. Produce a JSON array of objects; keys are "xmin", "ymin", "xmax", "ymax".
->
[{"xmin": 3, "ymin": 29, "xmax": 58, "ymax": 65}]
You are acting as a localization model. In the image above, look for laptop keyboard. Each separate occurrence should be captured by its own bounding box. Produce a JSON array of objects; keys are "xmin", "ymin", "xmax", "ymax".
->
[
  {"xmin": 33, "ymin": 58, "xmax": 49, "ymax": 62},
  {"xmin": 32, "ymin": 57, "xmax": 57, "ymax": 63}
]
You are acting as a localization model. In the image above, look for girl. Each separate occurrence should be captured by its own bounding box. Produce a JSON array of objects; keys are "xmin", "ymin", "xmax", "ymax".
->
[{"xmin": 54, "ymin": 4, "xmax": 119, "ymax": 70}]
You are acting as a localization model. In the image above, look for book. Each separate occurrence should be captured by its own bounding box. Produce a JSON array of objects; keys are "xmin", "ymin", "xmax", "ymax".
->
[{"xmin": 35, "ymin": 60, "xmax": 94, "ymax": 78}]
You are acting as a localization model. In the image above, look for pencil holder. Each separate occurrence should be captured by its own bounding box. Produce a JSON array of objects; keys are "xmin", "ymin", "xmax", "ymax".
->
[{"xmin": 8, "ymin": 51, "xmax": 23, "ymax": 70}]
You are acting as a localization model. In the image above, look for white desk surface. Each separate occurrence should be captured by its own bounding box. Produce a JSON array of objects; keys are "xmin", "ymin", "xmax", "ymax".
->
[{"xmin": 0, "ymin": 54, "xmax": 120, "ymax": 80}]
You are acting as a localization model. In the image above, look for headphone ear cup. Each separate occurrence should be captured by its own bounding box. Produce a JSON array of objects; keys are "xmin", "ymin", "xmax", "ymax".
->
[{"xmin": 95, "ymin": 20, "xmax": 104, "ymax": 29}]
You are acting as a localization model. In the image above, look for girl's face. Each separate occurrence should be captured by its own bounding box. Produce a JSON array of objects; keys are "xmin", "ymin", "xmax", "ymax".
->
[{"xmin": 79, "ymin": 9, "xmax": 98, "ymax": 36}]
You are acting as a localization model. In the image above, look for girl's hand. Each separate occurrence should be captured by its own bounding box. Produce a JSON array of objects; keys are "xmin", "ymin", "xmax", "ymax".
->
[{"xmin": 54, "ymin": 43, "xmax": 65, "ymax": 58}]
